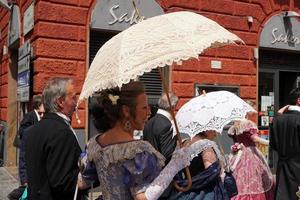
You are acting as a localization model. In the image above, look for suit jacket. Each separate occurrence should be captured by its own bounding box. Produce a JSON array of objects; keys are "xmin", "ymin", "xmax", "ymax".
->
[
  {"xmin": 143, "ymin": 112, "xmax": 177, "ymax": 199},
  {"xmin": 25, "ymin": 113, "xmax": 82, "ymax": 200},
  {"xmin": 19, "ymin": 110, "xmax": 39, "ymax": 139},
  {"xmin": 14, "ymin": 110, "xmax": 39, "ymax": 148},
  {"xmin": 18, "ymin": 110, "xmax": 39, "ymax": 183},
  {"xmin": 270, "ymin": 110, "xmax": 300, "ymax": 200},
  {"xmin": 143, "ymin": 113, "xmax": 176, "ymax": 164}
]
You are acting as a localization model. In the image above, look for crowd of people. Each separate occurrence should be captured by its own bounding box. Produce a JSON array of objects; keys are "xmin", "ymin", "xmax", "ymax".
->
[{"xmin": 8, "ymin": 77, "xmax": 300, "ymax": 200}]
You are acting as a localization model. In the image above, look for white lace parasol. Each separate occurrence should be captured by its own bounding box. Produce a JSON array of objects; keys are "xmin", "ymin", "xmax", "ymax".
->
[
  {"xmin": 78, "ymin": 11, "xmax": 243, "ymax": 102},
  {"xmin": 175, "ymin": 91, "xmax": 255, "ymax": 138}
]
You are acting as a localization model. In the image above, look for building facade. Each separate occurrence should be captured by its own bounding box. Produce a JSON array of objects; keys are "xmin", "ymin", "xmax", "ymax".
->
[{"xmin": 0, "ymin": 0, "xmax": 299, "ymax": 166}]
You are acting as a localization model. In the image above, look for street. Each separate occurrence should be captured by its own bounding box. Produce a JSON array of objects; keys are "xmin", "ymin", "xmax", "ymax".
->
[{"xmin": 0, "ymin": 167, "xmax": 19, "ymax": 200}]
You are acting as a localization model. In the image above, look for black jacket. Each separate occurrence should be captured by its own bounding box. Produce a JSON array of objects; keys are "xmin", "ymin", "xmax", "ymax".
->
[
  {"xmin": 18, "ymin": 111, "xmax": 39, "ymax": 184},
  {"xmin": 25, "ymin": 113, "xmax": 82, "ymax": 200},
  {"xmin": 143, "ymin": 113, "xmax": 177, "ymax": 164},
  {"xmin": 14, "ymin": 111, "xmax": 39, "ymax": 148},
  {"xmin": 270, "ymin": 110, "xmax": 300, "ymax": 200}
]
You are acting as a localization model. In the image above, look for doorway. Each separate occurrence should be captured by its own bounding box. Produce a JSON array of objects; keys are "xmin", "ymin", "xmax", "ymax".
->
[
  {"xmin": 279, "ymin": 71, "xmax": 300, "ymax": 107},
  {"xmin": 259, "ymin": 49, "xmax": 300, "ymax": 169}
]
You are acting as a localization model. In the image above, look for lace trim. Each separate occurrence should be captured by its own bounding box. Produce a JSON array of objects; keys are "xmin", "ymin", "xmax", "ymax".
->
[
  {"xmin": 78, "ymin": 11, "xmax": 243, "ymax": 102},
  {"xmin": 228, "ymin": 119, "xmax": 258, "ymax": 135},
  {"xmin": 87, "ymin": 136, "xmax": 165, "ymax": 169},
  {"xmin": 176, "ymin": 91, "xmax": 256, "ymax": 136},
  {"xmin": 188, "ymin": 139, "xmax": 225, "ymax": 165}
]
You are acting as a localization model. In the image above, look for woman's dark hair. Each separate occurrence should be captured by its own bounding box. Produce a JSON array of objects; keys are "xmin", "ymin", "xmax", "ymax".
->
[{"xmin": 91, "ymin": 81, "xmax": 145, "ymax": 132}]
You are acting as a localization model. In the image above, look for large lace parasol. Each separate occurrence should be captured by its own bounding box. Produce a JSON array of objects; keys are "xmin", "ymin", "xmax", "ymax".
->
[
  {"xmin": 176, "ymin": 91, "xmax": 256, "ymax": 138},
  {"xmin": 78, "ymin": 11, "xmax": 244, "ymax": 192},
  {"xmin": 78, "ymin": 11, "xmax": 243, "ymax": 102}
]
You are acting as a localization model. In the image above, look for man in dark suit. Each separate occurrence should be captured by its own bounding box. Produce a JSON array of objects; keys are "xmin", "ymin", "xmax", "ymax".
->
[
  {"xmin": 13, "ymin": 96, "xmax": 44, "ymax": 149},
  {"xmin": 270, "ymin": 87, "xmax": 300, "ymax": 200},
  {"xmin": 143, "ymin": 92, "xmax": 178, "ymax": 199},
  {"xmin": 8, "ymin": 95, "xmax": 44, "ymax": 200},
  {"xmin": 25, "ymin": 78, "xmax": 82, "ymax": 200}
]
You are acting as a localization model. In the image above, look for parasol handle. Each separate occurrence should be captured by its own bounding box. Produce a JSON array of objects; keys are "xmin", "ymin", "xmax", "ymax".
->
[
  {"xmin": 131, "ymin": 0, "xmax": 142, "ymax": 20},
  {"xmin": 158, "ymin": 68, "xmax": 192, "ymax": 192},
  {"xmin": 173, "ymin": 167, "xmax": 193, "ymax": 192}
]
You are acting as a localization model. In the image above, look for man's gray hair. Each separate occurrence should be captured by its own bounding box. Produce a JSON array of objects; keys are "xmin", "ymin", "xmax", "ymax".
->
[
  {"xmin": 42, "ymin": 77, "xmax": 73, "ymax": 113},
  {"xmin": 158, "ymin": 92, "xmax": 178, "ymax": 111}
]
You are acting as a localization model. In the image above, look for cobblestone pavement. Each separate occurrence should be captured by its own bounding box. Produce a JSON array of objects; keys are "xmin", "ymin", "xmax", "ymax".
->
[{"xmin": 0, "ymin": 167, "xmax": 19, "ymax": 200}]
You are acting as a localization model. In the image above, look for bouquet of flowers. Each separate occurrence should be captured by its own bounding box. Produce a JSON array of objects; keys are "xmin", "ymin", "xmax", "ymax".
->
[{"xmin": 231, "ymin": 143, "xmax": 243, "ymax": 154}]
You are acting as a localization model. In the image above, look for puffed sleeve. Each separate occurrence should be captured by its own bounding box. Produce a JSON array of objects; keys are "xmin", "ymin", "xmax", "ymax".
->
[
  {"xmin": 121, "ymin": 151, "xmax": 162, "ymax": 195},
  {"xmin": 79, "ymin": 151, "xmax": 99, "ymax": 186}
]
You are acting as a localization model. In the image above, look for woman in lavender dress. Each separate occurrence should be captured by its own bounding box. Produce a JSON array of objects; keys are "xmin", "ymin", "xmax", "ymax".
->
[{"xmin": 77, "ymin": 81, "xmax": 205, "ymax": 200}]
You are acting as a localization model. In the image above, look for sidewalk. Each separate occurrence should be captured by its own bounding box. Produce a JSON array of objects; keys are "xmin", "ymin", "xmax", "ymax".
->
[
  {"xmin": 0, "ymin": 167, "xmax": 19, "ymax": 200},
  {"xmin": 0, "ymin": 166, "xmax": 102, "ymax": 200}
]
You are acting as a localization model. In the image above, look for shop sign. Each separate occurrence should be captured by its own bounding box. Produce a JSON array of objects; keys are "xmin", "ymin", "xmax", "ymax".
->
[
  {"xmin": 260, "ymin": 14, "xmax": 300, "ymax": 51},
  {"xmin": 271, "ymin": 28, "xmax": 300, "ymax": 45},
  {"xmin": 91, "ymin": 0, "xmax": 163, "ymax": 31},
  {"xmin": 108, "ymin": 4, "xmax": 145, "ymax": 25},
  {"xmin": 23, "ymin": 2, "xmax": 34, "ymax": 35}
]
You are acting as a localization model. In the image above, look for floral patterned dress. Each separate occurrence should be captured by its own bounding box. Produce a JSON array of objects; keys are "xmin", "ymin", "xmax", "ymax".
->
[
  {"xmin": 228, "ymin": 120, "xmax": 274, "ymax": 200},
  {"xmin": 86, "ymin": 135, "xmax": 165, "ymax": 200}
]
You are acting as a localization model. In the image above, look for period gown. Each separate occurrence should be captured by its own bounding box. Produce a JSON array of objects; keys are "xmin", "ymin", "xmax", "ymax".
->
[
  {"xmin": 170, "ymin": 139, "xmax": 229, "ymax": 200},
  {"xmin": 83, "ymin": 136, "xmax": 165, "ymax": 200},
  {"xmin": 228, "ymin": 119, "xmax": 274, "ymax": 200}
]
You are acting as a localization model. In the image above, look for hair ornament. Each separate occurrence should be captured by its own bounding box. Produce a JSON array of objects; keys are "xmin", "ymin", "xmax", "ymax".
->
[{"xmin": 108, "ymin": 94, "xmax": 119, "ymax": 105}]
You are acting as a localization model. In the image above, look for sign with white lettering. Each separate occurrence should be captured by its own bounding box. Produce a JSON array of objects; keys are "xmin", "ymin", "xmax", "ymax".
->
[
  {"xmin": 91, "ymin": 0, "xmax": 163, "ymax": 31},
  {"xmin": 271, "ymin": 28, "xmax": 300, "ymax": 45},
  {"xmin": 260, "ymin": 14, "xmax": 300, "ymax": 51},
  {"xmin": 107, "ymin": 4, "xmax": 145, "ymax": 25}
]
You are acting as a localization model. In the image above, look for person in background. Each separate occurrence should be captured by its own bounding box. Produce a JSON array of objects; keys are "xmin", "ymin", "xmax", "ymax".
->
[
  {"xmin": 270, "ymin": 87, "xmax": 300, "ymax": 200},
  {"xmin": 77, "ymin": 81, "xmax": 202, "ymax": 200},
  {"xmin": 171, "ymin": 130, "xmax": 229, "ymax": 200},
  {"xmin": 8, "ymin": 95, "xmax": 45, "ymax": 200},
  {"xmin": 143, "ymin": 92, "xmax": 178, "ymax": 164},
  {"xmin": 228, "ymin": 103, "xmax": 274, "ymax": 200},
  {"xmin": 143, "ymin": 92, "xmax": 178, "ymax": 199},
  {"xmin": 25, "ymin": 77, "xmax": 84, "ymax": 200}
]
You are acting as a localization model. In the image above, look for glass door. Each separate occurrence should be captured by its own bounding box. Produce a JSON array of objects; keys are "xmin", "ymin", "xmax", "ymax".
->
[{"xmin": 258, "ymin": 70, "xmax": 278, "ymax": 169}]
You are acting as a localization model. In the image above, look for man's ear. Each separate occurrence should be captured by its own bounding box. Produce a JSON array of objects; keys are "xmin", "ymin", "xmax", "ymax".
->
[{"xmin": 56, "ymin": 97, "xmax": 64, "ymax": 110}]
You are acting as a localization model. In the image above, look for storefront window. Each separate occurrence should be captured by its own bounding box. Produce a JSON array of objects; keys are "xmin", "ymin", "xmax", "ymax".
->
[{"xmin": 258, "ymin": 72, "xmax": 274, "ymax": 128}]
